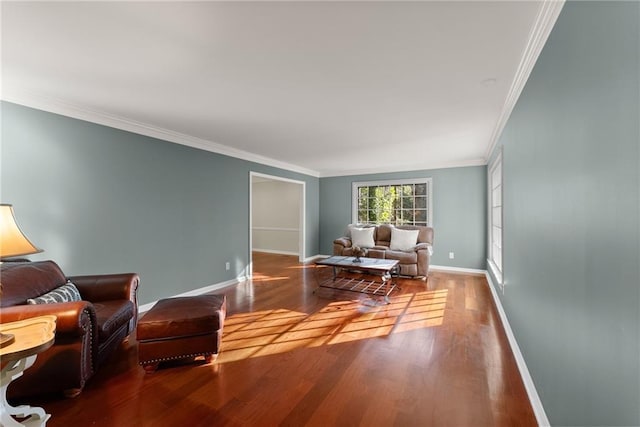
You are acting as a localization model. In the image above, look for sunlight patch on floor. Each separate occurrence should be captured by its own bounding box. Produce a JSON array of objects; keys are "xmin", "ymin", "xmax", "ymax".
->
[
  {"xmin": 217, "ymin": 289, "xmax": 448, "ymax": 363},
  {"xmin": 250, "ymin": 273, "xmax": 291, "ymax": 283}
]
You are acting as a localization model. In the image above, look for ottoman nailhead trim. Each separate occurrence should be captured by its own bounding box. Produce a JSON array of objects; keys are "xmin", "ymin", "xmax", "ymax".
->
[{"xmin": 138, "ymin": 351, "xmax": 216, "ymax": 365}]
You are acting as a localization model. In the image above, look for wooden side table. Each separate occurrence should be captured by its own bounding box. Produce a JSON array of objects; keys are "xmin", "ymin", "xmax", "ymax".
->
[{"xmin": 0, "ymin": 316, "xmax": 56, "ymax": 427}]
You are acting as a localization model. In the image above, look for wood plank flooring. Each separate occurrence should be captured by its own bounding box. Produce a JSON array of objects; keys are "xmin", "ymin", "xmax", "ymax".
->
[{"xmin": 20, "ymin": 252, "xmax": 536, "ymax": 426}]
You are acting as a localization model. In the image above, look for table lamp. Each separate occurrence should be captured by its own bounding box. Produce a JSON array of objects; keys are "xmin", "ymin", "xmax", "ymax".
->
[{"xmin": 0, "ymin": 204, "xmax": 43, "ymax": 347}]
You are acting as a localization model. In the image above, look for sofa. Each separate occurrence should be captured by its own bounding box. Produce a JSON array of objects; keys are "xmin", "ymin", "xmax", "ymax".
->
[
  {"xmin": 0, "ymin": 260, "xmax": 139, "ymax": 398},
  {"xmin": 333, "ymin": 224, "xmax": 434, "ymax": 278}
]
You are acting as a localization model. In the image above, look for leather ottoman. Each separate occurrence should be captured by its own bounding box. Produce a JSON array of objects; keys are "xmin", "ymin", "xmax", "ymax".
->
[{"xmin": 137, "ymin": 294, "xmax": 226, "ymax": 373}]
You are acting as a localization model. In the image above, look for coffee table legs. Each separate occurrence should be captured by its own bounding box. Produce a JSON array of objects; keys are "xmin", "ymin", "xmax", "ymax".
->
[
  {"xmin": 382, "ymin": 272, "xmax": 393, "ymax": 304},
  {"xmin": 315, "ymin": 262, "xmax": 397, "ymax": 304}
]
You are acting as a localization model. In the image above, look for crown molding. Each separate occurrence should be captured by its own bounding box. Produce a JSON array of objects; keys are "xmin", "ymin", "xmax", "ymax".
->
[
  {"xmin": 4, "ymin": 89, "xmax": 489, "ymax": 179},
  {"xmin": 318, "ymin": 158, "xmax": 487, "ymax": 178},
  {"xmin": 484, "ymin": 0, "xmax": 565, "ymax": 161},
  {"xmin": 3, "ymin": 89, "xmax": 492, "ymax": 179},
  {"xmin": 1, "ymin": 89, "xmax": 322, "ymax": 178}
]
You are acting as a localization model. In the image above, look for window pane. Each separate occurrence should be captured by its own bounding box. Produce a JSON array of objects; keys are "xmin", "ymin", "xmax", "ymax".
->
[
  {"xmin": 358, "ymin": 210, "xmax": 368, "ymax": 223},
  {"xmin": 493, "ymin": 245, "xmax": 502, "ymax": 270},
  {"xmin": 415, "ymin": 210, "xmax": 427, "ymax": 222},
  {"xmin": 402, "ymin": 197, "xmax": 413, "ymax": 209},
  {"xmin": 402, "ymin": 185, "xmax": 413, "ymax": 196},
  {"xmin": 415, "ymin": 183, "xmax": 426, "ymax": 196},
  {"xmin": 358, "ymin": 197, "xmax": 367, "ymax": 210},
  {"xmin": 415, "ymin": 196, "xmax": 426, "ymax": 209},
  {"xmin": 492, "ymin": 187, "xmax": 501, "ymax": 207},
  {"xmin": 492, "ymin": 207, "xmax": 501, "ymax": 228},
  {"xmin": 492, "ymin": 226, "xmax": 502, "ymax": 249},
  {"xmin": 401, "ymin": 209, "xmax": 414, "ymax": 222},
  {"xmin": 358, "ymin": 187, "xmax": 368, "ymax": 198},
  {"xmin": 488, "ymin": 153, "xmax": 503, "ymax": 278},
  {"xmin": 415, "ymin": 222, "xmax": 427, "ymax": 227},
  {"xmin": 368, "ymin": 197, "xmax": 377, "ymax": 210},
  {"xmin": 492, "ymin": 164, "xmax": 501, "ymax": 187}
]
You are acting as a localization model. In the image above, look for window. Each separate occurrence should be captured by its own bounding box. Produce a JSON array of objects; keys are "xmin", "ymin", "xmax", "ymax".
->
[
  {"xmin": 352, "ymin": 178, "xmax": 433, "ymax": 226},
  {"xmin": 488, "ymin": 150, "xmax": 503, "ymax": 284}
]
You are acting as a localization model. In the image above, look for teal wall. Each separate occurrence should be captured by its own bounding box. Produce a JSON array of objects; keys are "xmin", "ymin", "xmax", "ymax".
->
[
  {"xmin": 488, "ymin": 2, "xmax": 639, "ymax": 425},
  {"xmin": 0, "ymin": 102, "xmax": 320, "ymax": 305},
  {"xmin": 319, "ymin": 166, "xmax": 487, "ymax": 269}
]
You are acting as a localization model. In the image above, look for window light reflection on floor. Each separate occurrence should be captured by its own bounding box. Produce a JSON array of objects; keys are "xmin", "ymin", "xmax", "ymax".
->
[
  {"xmin": 250, "ymin": 273, "xmax": 291, "ymax": 282},
  {"xmin": 217, "ymin": 289, "xmax": 448, "ymax": 364}
]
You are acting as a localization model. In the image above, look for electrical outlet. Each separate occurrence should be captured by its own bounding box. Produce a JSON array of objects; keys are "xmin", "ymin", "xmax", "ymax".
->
[
  {"xmin": 449, "ymin": 252, "xmax": 455, "ymax": 259},
  {"xmin": 225, "ymin": 262, "xmax": 230, "ymax": 271}
]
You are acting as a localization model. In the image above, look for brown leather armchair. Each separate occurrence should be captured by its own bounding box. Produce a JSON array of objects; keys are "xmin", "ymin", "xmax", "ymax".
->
[{"xmin": 0, "ymin": 261, "xmax": 139, "ymax": 398}]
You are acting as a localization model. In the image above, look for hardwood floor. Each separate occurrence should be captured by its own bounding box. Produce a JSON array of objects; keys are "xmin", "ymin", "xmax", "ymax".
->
[{"xmin": 22, "ymin": 252, "xmax": 536, "ymax": 426}]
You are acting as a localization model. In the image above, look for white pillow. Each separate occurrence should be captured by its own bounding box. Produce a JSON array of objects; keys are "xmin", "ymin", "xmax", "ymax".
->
[
  {"xmin": 390, "ymin": 228, "xmax": 420, "ymax": 251},
  {"xmin": 350, "ymin": 227, "xmax": 375, "ymax": 248}
]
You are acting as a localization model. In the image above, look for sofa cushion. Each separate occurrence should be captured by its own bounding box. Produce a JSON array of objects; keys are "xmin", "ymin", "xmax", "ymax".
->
[
  {"xmin": 137, "ymin": 295, "xmax": 226, "ymax": 341},
  {"xmin": 385, "ymin": 249, "xmax": 418, "ymax": 264},
  {"xmin": 27, "ymin": 281, "xmax": 82, "ymax": 305},
  {"xmin": 350, "ymin": 227, "xmax": 375, "ymax": 248},
  {"xmin": 92, "ymin": 300, "xmax": 136, "ymax": 341},
  {"xmin": 367, "ymin": 248, "xmax": 387, "ymax": 259},
  {"xmin": 0, "ymin": 261, "xmax": 67, "ymax": 307},
  {"xmin": 390, "ymin": 228, "xmax": 420, "ymax": 251},
  {"xmin": 374, "ymin": 224, "xmax": 393, "ymax": 246}
]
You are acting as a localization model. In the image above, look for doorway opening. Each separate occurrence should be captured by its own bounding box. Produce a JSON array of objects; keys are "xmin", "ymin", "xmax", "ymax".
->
[{"xmin": 249, "ymin": 172, "xmax": 305, "ymax": 278}]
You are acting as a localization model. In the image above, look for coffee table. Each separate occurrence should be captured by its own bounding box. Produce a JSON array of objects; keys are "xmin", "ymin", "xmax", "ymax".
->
[{"xmin": 315, "ymin": 256, "xmax": 399, "ymax": 303}]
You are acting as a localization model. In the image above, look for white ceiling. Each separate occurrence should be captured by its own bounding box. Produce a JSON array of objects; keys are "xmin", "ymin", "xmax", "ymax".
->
[{"xmin": 1, "ymin": 1, "xmax": 562, "ymax": 177}]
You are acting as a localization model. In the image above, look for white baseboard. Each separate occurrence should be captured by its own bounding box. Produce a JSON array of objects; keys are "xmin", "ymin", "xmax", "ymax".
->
[
  {"xmin": 304, "ymin": 254, "xmax": 329, "ymax": 263},
  {"xmin": 429, "ymin": 264, "xmax": 486, "ymax": 275},
  {"xmin": 252, "ymin": 248, "xmax": 299, "ymax": 256},
  {"xmin": 484, "ymin": 272, "xmax": 550, "ymax": 427},
  {"xmin": 138, "ymin": 275, "xmax": 247, "ymax": 314}
]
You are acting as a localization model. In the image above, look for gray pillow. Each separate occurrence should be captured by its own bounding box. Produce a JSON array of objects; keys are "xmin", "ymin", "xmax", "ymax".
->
[{"xmin": 27, "ymin": 281, "xmax": 82, "ymax": 304}]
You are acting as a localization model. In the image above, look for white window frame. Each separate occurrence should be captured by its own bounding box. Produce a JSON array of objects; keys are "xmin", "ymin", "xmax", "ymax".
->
[
  {"xmin": 351, "ymin": 178, "xmax": 433, "ymax": 227},
  {"xmin": 488, "ymin": 149, "xmax": 504, "ymax": 286}
]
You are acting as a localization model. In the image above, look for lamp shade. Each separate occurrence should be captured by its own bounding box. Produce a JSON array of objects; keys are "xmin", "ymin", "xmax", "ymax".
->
[{"xmin": 0, "ymin": 204, "xmax": 43, "ymax": 258}]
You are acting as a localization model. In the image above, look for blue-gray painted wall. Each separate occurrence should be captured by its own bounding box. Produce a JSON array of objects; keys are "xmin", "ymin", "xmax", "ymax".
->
[
  {"xmin": 319, "ymin": 166, "xmax": 487, "ymax": 269},
  {"xmin": 0, "ymin": 102, "xmax": 320, "ymax": 305},
  {"xmin": 488, "ymin": 2, "xmax": 639, "ymax": 425}
]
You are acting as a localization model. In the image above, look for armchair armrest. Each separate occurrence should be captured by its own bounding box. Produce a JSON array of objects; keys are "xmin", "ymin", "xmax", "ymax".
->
[
  {"xmin": 0, "ymin": 301, "xmax": 96, "ymax": 338},
  {"xmin": 333, "ymin": 237, "xmax": 352, "ymax": 248},
  {"xmin": 69, "ymin": 273, "xmax": 139, "ymax": 303},
  {"xmin": 413, "ymin": 243, "xmax": 434, "ymax": 256}
]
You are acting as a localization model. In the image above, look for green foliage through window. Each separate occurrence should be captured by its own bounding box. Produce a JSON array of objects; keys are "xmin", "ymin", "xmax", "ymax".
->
[{"xmin": 354, "ymin": 180, "xmax": 431, "ymax": 226}]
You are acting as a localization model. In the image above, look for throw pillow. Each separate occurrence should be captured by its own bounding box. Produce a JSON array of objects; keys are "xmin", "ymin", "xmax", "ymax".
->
[
  {"xmin": 350, "ymin": 227, "xmax": 375, "ymax": 248},
  {"xmin": 27, "ymin": 281, "xmax": 82, "ymax": 304},
  {"xmin": 390, "ymin": 228, "xmax": 420, "ymax": 251}
]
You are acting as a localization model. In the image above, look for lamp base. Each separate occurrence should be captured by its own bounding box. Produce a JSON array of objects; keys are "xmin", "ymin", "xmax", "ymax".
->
[{"xmin": 0, "ymin": 332, "xmax": 15, "ymax": 348}]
